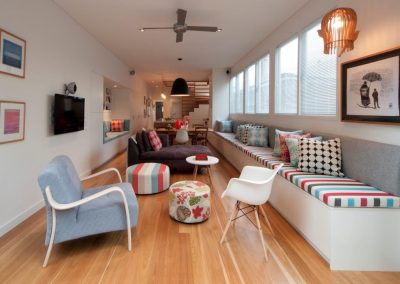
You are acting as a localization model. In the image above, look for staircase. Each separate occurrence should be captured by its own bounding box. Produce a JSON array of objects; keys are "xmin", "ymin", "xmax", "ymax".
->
[
  {"xmin": 188, "ymin": 104, "xmax": 209, "ymax": 126},
  {"xmin": 181, "ymin": 96, "xmax": 209, "ymax": 116}
]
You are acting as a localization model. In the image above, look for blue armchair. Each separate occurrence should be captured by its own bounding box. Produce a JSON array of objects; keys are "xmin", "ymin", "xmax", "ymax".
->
[{"xmin": 38, "ymin": 155, "xmax": 139, "ymax": 267}]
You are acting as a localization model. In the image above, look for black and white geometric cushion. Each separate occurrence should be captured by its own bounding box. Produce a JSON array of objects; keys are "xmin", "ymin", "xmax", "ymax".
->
[
  {"xmin": 241, "ymin": 125, "xmax": 264, "ymax": 145},
  {"xmin": 298, "ymin": 138, "xmax": 344, "ymax": 177}
]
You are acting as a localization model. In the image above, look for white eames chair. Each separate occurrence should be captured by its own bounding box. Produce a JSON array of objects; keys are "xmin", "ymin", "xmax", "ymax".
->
[{"xmin": 220, "ymin": 164, "xmax": 283, "ymax": 261}]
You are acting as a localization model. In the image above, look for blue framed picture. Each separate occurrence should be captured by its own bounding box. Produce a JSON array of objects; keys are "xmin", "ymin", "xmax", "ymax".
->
[{"xmin": 0, "ymin": 29, "xmax": 26, "ymax": 78}]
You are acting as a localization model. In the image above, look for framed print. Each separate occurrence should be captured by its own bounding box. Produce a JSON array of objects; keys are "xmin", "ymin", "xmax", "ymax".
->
[
  {"xmin": 0, "ymin": 29, "xmax": 26, "ymax": 78},
  {"xmin": 0, "ymin": 101, "xmax": 25, "ymax": 144},
  {"xmin": 341, "ymin": 47, "xmax": 400, "ymax": 123}
]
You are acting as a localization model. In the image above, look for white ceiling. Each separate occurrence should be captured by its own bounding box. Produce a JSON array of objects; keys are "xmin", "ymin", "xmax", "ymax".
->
[{"xmin": 54, "ymin": 0, "xmax": 309, "ymax": 83}]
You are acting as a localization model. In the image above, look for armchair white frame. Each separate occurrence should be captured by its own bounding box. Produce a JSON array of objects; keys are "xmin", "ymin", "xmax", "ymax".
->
[
  {"xmin": 42, "ymin": 168, "xmax": 131, "ymax": 267},
  {"xmin": 220, "ymin": 164, "xmax": 283, "ymax": 261}
]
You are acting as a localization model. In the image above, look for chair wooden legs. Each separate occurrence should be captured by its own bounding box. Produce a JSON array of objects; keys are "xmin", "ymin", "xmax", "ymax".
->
[
  {"xmin": 43, "ymin": 208, "xmax": 57, "ymax": 267},
  {"xmin": 258, "ymin": 205, "xmax": 275, "ymax": 237},
  {"xmin": 254, "ymin": 207, "xmax": 269, "ymax": 261},
  {"xmin": 220, "ymin": 201, "xmax": 239, "ymax": 244}
]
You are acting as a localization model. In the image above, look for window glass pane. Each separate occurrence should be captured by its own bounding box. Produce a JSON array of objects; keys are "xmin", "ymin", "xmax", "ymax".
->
[
  {"xmin": 256, "ymin": 55, "xmax": 269, "ymax": 113},
  {"xmin": 300, "ymin": 24, "xmax": 337, "ymax": 115},
  {"xmin": 229, "ymin": 76, "xmax": 236, "ymax": 113},
  {"xmin": 236, "ymin": 72, "xmax": 244, "ymax": 113},
  {"xmin": 276, "ymin": 38, "xmax": 298, "ymax": 114},
  {"xmin": 245, "ymin": 65, "xmax": 255, "ymax": 113}
]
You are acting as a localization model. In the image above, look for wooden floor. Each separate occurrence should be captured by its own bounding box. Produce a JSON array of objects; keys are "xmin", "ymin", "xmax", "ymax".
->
[{"xmin": 1, "ymin": 149, "xmax": 399, "ymax": 284}]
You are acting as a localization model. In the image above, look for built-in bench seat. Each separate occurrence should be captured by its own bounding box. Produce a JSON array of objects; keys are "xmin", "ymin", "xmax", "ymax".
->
[
  {"xmin": 208, "ymin": 128, "xmax": 400, "ymax": 271},
  {"xmin": 215, "ymin": 131, "xmax": 400, "ymax": 209}
]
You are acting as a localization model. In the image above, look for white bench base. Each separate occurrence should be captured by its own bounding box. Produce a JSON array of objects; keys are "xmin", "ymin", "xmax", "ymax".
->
[{"xmin": 208, "ymin": 132, "xmax": 400, "ymax": 271}]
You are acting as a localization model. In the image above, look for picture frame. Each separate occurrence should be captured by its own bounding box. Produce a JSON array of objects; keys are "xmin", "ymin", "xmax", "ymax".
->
[
  {"xmin": 0, "ymin": 101, "xmax": 25, "ymax": 144},
  {"xmin": 0, "ymin": 29, "xmax": 26, "ymax": 78},
  {"xmin": 341, "ymin": 47, "xmax": 400, "ymax": 124},
  {"xmin": 104, "ymin": 88, "xmax": 111, "ymax": 110}
]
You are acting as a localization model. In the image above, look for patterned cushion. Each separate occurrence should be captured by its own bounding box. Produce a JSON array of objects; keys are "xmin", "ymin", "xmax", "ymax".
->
[
  {"xmin": 147, "ymin": 130, "xmax": 162, "ymax": 151},
  {"xmin": 103, "ymin": 121, "xmax": 111, "ymax": 133},
  {"xmin": 279, "ymin": 133, "xmax": 311, "ymax": 162},
  {"xmin": 111, "ymin": 119, "xmax": 124, "ymax": 132},
  {"xmin": 247, "ymin": 127, "xmax": 269, "ymax": 147},
  {"xmin": 285, "ymin": 136, "xmax": 322, "ymax": 167},
  {"xmin": 298, "ymin": 138, "xmax": 344, "ymax": 177},
  {"xmin": 272, "ymin": 129, "xmax": 304, "ymax": 156},
  {"xmin": 236, "ymin": 124, "xmax": 249, "ymax": 141},
  {"xmin": 217, "ymin": 120, "xmax": 233, "ymax": 133}
]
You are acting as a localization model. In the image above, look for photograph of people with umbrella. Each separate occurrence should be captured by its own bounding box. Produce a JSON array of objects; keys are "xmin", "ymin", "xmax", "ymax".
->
[{"xmin": 341, "ymin": 47, "xmax": 400, "ymax": 123}]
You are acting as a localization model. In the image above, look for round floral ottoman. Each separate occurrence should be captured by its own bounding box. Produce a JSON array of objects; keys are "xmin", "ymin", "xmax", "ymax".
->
[
  {"xmin": 126, "ymin": 163, "xmax": 170, "ymax": 195},
  {"xmin": 169, "ymin": 180, "xmax": 211, "ymax": 223}
]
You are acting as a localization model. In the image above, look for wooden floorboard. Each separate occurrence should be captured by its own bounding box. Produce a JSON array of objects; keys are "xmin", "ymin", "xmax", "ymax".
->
[{"xmin": 0, "ymin": 149, "xmax": 399, "ymax": 283}]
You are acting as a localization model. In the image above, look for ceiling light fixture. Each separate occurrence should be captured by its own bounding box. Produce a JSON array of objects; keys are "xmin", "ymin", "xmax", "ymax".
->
[
  {"xmin": 178, "ymin": 58, "xmax": 182, "ymax": 61},
  {"xmin": 217, "ymin": 29, "xmax": 222, "ymax": 32},
  {"xmin": 113, "ymin": 84, "xmax": 118, "ymax": 88},
  {"xmin": 139, "ymin": 28, "xmax": 145, "ymax": 32},
  {"xmin": 318, "ymin": 7, "xmax": 359, "ymax": 57},
  {"xmin": 171, "ymin": 78, "xmax": 190, "ymax": 97},
  {"xmin": 161, "ymin": 93, "xmax": 166, "ymax": 99}
]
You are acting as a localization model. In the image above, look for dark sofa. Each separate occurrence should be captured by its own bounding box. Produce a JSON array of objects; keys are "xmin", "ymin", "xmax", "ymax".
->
[{"xmin": 128, "ymin": 131, "xmax": 212, "ymax": 172}]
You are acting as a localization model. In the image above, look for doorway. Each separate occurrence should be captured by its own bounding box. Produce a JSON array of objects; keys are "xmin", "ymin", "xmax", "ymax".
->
[{"xmin": 155, "ymin": 102, "xmax": 164, "ymax": 120}]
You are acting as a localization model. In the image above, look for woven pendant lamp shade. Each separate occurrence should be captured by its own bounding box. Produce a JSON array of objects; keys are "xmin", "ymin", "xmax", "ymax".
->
[{"xmin": 318, "ymin": 8, "xmax": 359, "ymax": 57}]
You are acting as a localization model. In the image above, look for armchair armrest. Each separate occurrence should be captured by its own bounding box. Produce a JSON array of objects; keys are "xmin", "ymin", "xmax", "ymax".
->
[
  {"xmin": 45, "ymin": 186, "xmax": 127, "ymax": 210},
  {"xmin": 80, "ymin": 168, "xmax": 122, "ymax": 183}
]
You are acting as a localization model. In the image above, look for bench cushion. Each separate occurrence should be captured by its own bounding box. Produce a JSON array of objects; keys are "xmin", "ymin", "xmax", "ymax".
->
[{"xmin": 214, "ymin": 131, "xmax": 400, "ymax": 208}]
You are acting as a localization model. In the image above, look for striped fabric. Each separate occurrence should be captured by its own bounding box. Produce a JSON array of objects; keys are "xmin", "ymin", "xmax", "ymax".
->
[
  {"xmin": 126, "ymin": 163, "xmax": 170, "ymax": 195},
  {"xmin": 214, "ymin": 132, "xmax": 400, "ymax": 208}
]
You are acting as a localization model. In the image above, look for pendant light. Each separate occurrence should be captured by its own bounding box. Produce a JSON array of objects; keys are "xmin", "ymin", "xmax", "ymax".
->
[
  {"xmin": 171, "ymin": 78, "xmax": 190, "ymax": 96},
  {"xmin": 318, "ymin": 7, "xmax": 359, "ymax": 57}
]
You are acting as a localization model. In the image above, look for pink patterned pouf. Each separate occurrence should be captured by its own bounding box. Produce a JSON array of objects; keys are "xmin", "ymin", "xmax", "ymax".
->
[{"xmin": 169, "ymin": 180, "xmax": 211, "ymax": 223}]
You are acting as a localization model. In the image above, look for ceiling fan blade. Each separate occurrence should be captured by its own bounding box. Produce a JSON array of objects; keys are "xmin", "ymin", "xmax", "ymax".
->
[
  {"xmin": 186, "ymin": 26, "xmax": 219, "ymax": 32},
  {"xmin": 176, "ymin": 32, "xmax": 184, "ymax": 43},
  {"xmin": 141, "ymin": 27, "xmax": 174, "ymax": 30},
  {"xmin": 177, "ymin": 9, "xmax": 187, "ymax": 26}
]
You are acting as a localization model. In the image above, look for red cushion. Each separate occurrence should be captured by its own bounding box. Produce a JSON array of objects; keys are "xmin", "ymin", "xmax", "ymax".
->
[
  {"xmin": 111, "ymin": 119, "xmax": 124, "ymax": 132},
  {"xmin": 147, "ymin": 130, "xmax": 162, "ymax": 151},
  {"xmin": 279, "ymin": 133, "xmax": 311, "ymax": 162}
]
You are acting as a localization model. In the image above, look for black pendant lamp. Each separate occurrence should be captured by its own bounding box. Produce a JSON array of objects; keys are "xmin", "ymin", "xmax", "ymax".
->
[{"xmin": 171, "ymin": 78, "xmax": 190, "ymax": 96}]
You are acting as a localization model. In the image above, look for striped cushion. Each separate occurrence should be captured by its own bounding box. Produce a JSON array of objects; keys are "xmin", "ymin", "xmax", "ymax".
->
[
  {"xmin": 126, "ymin": 163, "xmax": 170, "ymax": 194},
  {"xmin": 214, "ymin": 132, "xmax": 400, "ymax": 208}
]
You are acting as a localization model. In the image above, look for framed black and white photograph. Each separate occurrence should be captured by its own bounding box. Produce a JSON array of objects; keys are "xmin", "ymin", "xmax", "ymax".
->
[
  {"xmin": 0, "ymin": 29, "xmax": 26, "ymax": 78},
  {"xmin": 341, "ymin": 47, "xmax": 400, "ymax": 123}
]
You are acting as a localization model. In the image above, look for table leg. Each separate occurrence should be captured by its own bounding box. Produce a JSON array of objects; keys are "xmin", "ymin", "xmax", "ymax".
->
[
  {"xmin": 193, "ymin": 165, "xmax": 198, "ymax": 180},
  {"xmin": 207, "ymin": 166, "xmax": 213, "ymax": 190}
]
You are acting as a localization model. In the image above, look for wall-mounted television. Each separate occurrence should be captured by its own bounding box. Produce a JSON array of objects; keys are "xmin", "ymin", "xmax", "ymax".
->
[{"xmin": 54, "ymin": 93, "xmax": 85, "ymax": 135}]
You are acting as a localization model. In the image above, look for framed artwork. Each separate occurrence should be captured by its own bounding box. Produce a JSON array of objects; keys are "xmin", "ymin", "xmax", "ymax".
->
[
  {"xmin": 0, "ymin": 29, "xmax": 26, "ymax": 78},
  {"xmin": 104, "ymin": 88, "xmax": 111, "ymax": 110},
  {"xmin": 341, "ymin": 47, "xmax": 400, "ymax": 123},
  {"xmin": 0, "ymin": 101, "xmax": 25, "ymax": 144}
]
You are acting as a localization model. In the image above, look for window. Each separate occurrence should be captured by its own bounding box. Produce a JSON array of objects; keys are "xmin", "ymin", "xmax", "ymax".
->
[
  {"xmin": 229, "ymin": 76, "xmax": 236, "ymax": 113},
  {"xmin": 229, "ymin": 73, "xmax": 244, "ymax": 113},
  {"xmin": 275, "ymin": 23, "xmax": 337, "ymax": 116},
  {"xmin": 245, "ymin": 64, "xmax": 255, "ymax": 113},
  {"xmin": 276, "ymin": 38, "xmax": 298, "ymax": 114},
  {"xmin": 237, "ymin": 72, "xmax": 244, "ymax": 113},
  {"xmin": 300, "ymin": 24, "xmax": 336, "ymax": 115},
  {"xmin": 256, "ymin": 55, "xmax": 270, "ymax": 113}
]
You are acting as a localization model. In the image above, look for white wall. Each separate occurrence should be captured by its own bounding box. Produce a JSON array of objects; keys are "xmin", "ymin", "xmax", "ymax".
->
[
  {"xmin": 130, "ymin": 75, "xmax": 153, "ymax": 131},
  {"xmin": 110, "ymin": 89, "xmax": 131, "ymax": 120},
  {"xmin": 230, "ymin": 0, "xmax": 400, "ymax": 146},
  {"xmin": 0, "ymin": 0, "xmax": 135, "ymax": 236},
  {"xmin": 211, "ymin": 68, "xmax": 230, "ymax": 128}
]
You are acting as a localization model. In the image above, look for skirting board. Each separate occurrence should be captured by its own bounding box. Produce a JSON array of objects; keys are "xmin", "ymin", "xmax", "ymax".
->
[
  {"xmin": 0, "ymin": 200, "xmax": 44, "ymax": 237},
  {"xmin": 208, "ymin": 132, "xmax": 400, "ymax": 271}
]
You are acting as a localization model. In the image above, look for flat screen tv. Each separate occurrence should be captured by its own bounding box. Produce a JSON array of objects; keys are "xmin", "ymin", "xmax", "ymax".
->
[{"xmin": 54, "ymin": 94, "xmax": 85, "ymax": 135}]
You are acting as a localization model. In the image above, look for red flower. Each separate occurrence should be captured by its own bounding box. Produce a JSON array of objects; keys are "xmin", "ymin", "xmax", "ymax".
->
[{"xmin": 192, "ymin": 206, "xmax": 203, "ymax": 219}]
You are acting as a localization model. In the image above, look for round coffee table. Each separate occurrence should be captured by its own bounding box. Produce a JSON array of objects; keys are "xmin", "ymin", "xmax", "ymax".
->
[{"xmin": 185, "ymin": 155, "xmax": 219, "ymax": 189}]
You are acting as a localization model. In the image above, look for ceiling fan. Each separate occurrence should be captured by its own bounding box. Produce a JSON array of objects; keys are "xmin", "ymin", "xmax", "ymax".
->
[{"xmin": 139, "ymin": 9, "xmax": 221, "ymax": 43}]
